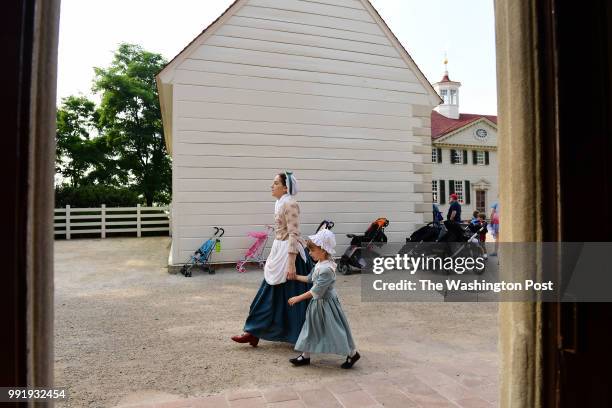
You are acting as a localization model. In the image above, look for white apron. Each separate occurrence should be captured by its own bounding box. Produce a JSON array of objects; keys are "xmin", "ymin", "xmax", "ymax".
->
[
  {"xmin": 264, "ymin": 239, "xmax": 290, "ymax": 285},
  {"xmin": 264, "ymin": 194, "xmax": 307, "ymax": 286}
]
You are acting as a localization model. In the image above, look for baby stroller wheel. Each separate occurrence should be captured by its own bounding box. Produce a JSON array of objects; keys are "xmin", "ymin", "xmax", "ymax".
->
[
  {"xmin": 180, "ymin": 265, "xmax": 187, "ymax": 276},
  {"xmin": 185, "ymin": 269, "xmax": 192, "ymax": 277},
  {"xmin": 337, "ymin": 262, "xmax": 350, "ymax": 275}
]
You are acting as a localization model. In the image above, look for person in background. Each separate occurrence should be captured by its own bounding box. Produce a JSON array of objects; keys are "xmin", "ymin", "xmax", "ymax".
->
[
  {"xmin": 433, "ymin": 203, "xmax": 444, "ymax": 226},
  {"xmin": 444, "ymin": 193, "xmax": 463, "ymax": 240},
  {"xmin": 471, "ymin": 210, "xmax": 480, "ymax": 225},
  {"xmin": 447, "ymin": 193, "xmax": 462, "ymax": 223},
  {"xmin": 478, "ymin": 212, "xmax": 488, "ymax": 259},
  {"xmin": 490, "ymin": 200, "xmax": 500, "ymax": 256}
]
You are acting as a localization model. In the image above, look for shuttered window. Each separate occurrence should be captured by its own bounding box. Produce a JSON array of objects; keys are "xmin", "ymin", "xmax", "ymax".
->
[
  {"xmin": 454, "ymin": 180, "xmax": 464, "ymax": 203},
  {"xmin": 476, "ymin": 151, "xmax": 486, "ymax": 165},
  {"xmin": 432, "ymin": 180, "xmax": 438, "ymax": 203},
  {"xmin": 451, "ymin": 150, "xmax": 463, "ymax": 164}
]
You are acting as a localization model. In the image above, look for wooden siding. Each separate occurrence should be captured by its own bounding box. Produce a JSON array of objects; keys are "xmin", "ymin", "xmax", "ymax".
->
[{"xmin": 170, "ymin": 0, "xmax": 433, "ymax": 263}]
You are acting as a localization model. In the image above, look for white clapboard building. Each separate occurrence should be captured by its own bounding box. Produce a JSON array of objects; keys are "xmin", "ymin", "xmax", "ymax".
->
[
  {"xmin": 430, "ymin": 64, "xmax": 498, "ymax": 219},
  {"xmin": 156, "ymin": 0, "xmax": 442, "ymax": 266}
]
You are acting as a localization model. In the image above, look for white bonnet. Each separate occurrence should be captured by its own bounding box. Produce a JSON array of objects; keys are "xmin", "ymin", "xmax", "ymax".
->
[{"xmin": 308, "ymin": 228, "xmax": 336, "ymax": 255}]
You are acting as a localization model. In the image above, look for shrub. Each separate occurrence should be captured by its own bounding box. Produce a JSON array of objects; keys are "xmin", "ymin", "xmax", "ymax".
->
[{"xmin": 55, "ymin": 185, "xmax": 142, "ymax": 208}]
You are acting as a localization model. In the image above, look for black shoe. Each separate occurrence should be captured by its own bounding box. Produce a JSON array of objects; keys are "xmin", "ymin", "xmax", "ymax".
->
[
  {"xmin": 289, "ymin": 354, "xmax": 310, "ymax": 366},
  {"xmin": 341, "ymin": 352, "xmax": 360, "ymax": 369}
]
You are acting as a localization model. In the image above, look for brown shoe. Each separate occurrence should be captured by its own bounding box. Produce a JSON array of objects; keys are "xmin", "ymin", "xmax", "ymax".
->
[{"xmin": 231, "ymin": 333, "xmax": 259, "ymax": 347}]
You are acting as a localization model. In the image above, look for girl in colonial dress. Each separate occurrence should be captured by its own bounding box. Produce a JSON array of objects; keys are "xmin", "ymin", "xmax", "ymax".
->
[
  {"xmin": 287, "ymin": 229, "xmax": 361, "ymax": 369},
  {"xmin": 231, "ymin": 172, "xmax": 314, "ymax": 346}
]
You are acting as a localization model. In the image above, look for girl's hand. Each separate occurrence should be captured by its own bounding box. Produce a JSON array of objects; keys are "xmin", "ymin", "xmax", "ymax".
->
[{"xmin": 288, "ymin": 296, "xmax": 299, "ymax": 306}]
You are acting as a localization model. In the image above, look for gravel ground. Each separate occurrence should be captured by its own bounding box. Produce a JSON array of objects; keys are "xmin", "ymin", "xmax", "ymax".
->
[{"xmin": 54, "ymin": 237, "xmax": 498, "ymax": 407}]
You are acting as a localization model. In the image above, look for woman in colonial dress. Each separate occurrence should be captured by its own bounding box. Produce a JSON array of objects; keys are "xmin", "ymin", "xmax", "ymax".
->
[{"xmin": 231, "ymin": 171, "xmax": 314, "ymax": 346}]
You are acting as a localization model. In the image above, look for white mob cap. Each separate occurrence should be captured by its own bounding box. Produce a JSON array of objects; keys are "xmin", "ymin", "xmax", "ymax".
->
[{"xmin": 308, "ymin": 228, "xmax": 336, "ymax": 255}]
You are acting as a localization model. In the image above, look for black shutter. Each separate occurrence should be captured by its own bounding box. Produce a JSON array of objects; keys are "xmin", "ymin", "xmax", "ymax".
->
[
  {"xmin": 440, "ymin": 180, "xmax": 446, "ymax": 204},
  {"xmin": 472, "ymin": 150, "xmax": 478, "ymax": 165},
  {"xmin": 463, "ymin": 150, "xmax": 468, "ymax": 164},
  {"xmin": 450, "ymin": 149, "xmax": 456, "ymax": 164},
  {"xmin": 465, "ymin": 180, "xmax": 471, "ymax": 204},
  {"xmin": 449, "ymin": 179, "xmax": 455, "ymax": 195},
  {"xmin": 485, "ymin": 151, "xmax": 490, "ymax": 165},
  {"xmin": 437, "ymin": 148, "xmax": 442, "ymax": 163}
]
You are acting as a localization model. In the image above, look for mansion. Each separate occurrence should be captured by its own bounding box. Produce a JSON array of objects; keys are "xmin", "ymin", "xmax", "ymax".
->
[{"xmin": 430, "ymin": 66, "xmax": 498, "ymax": 219}]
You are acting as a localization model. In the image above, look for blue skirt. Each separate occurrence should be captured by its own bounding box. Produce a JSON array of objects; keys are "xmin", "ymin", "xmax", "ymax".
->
[{"xmin": 244, "ymin": 252, "xmax": 314, "ymax": 344}]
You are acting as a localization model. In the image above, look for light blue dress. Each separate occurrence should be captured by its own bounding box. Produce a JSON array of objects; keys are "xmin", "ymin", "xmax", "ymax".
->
[{"xmin": 294, "ymin": 260, "xmax": 356, "ymax": 356}]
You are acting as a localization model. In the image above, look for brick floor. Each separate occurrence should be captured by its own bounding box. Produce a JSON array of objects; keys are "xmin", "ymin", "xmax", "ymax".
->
[
  {"xmin": 113, "ymin": 365, "xmax": 499, "ymax": 407},
  {"xmin": 263, "ymin": 388, "xmax": 300, "ymax": 403}
]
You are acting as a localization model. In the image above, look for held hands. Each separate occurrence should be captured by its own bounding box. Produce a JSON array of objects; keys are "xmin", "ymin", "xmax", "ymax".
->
[
  {"xmin": 286, "ymin": 264, "xmax": 297, "ymax": 281},
  {"xmin": 288, "ymin": 296, "xmax": 300, "ymax": 306}
]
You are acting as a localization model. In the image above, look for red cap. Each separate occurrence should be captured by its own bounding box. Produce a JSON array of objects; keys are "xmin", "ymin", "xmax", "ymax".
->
[{"xmin": 450, "ymin": 193, "xmax": 458, "ymax": 200}]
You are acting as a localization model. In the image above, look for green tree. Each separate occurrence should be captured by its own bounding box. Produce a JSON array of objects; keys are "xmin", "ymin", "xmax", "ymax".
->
[
  {"xmin": 56, "ymin": 96, "xmax": 98, "ymax": 187},
  {"xmin": 55, "ymin": 95, "xmax": 123, "ymax": 187},
  {"xmin": 93, "ymin": 43, "xmax": 171, "ymax": 206}
]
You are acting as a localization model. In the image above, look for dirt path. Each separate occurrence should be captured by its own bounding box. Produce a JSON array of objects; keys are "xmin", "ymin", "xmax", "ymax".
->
[{"xmin": 54, "ymin": 237, "xmax": 498, "ymax": 407}]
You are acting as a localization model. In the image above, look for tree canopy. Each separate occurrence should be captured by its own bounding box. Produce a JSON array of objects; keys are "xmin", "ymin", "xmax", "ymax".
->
[{"xmin": 55, "ymin": 43, "xmax": 171, "ymax": 206}]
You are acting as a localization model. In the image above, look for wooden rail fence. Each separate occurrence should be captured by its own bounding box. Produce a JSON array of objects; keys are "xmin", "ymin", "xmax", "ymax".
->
[{"xmin": 54, "ymin": 205, "xmax": 170, "ymax": 239}]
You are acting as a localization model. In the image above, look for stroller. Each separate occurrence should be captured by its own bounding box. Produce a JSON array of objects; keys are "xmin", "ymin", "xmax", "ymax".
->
[
  {"xmin": 401, "ymin": 220, "xmax": 488, "ymax": 274},
  {"xmin": 337, "ymin": 218, "xmax": 389, "ymax": 275},
  {"xmin": 180, "ymin": 227, "xmax": 224, "ymax": 277},
  {"xmin": 315, "ymin": 219, "xmax": 335, "ymax": 232},
  {"xmin": 236, "ymin": 225, "xmax": 274, "ymax": 273},
  {"xmin": 236, "ymin": 220, "xmax": 335, "ymax": 273}
]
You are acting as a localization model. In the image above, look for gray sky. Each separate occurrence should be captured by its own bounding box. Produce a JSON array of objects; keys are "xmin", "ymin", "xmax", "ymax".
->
[{"xmin": 58, "ymin": 0, "xmax": 497, "ymax": 115}]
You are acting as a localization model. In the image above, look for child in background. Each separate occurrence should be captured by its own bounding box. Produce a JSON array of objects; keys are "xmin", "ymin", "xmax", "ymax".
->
[
  {"xmin": 287, "ymin": 229, "xmax": 360, "ymax": 369},
  {"xmin": 478, "ymin": 213, "xmax": 488, "ymax": 259},
  {"xmin": 468, "ymin": 210, "xmax": 481, "ymax": 237},
  {"xmin": 471, "ymin": 210, "xmax": 480, "ymax": 225}
]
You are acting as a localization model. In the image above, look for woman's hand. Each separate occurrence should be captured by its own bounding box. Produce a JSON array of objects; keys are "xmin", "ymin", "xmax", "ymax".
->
[
  {"xmin": 288, "ymin": 296, "xmax": 300, "ymax": 306},
  {"xmin": 286, "ymin": 253, "xmax": 297, "ymax": 280}
]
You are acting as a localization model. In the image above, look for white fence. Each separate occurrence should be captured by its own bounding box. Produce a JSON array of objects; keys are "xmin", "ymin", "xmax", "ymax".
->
[{"xmin": 54, "ymin": 205, "xmax": 170, "ymax": 239}]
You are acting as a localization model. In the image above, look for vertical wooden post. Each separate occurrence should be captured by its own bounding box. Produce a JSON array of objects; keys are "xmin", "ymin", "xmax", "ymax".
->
[
  {"xmin": 101, "ymin": 204, "xmax": 106, "ymax": 239},
  {"xmin": 136, "ymin": 204, "xmax": 141, "ymax": 237},
  {"xmin": 65, "ymin": 205, "xmax": 71, "ymax": 240}
]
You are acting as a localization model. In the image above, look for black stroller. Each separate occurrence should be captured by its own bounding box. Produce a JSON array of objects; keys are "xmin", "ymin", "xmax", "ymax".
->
[
  {"xmin": 401, "ymin": 220, "xmax": 488, "ymax": 274},
  {"xmin": 316, "ymin": 220, "xmax": 335, "ymax": 232},
  {"xmin": 337, "ymin": 218, "xmax": 389, "ymax": 275}
]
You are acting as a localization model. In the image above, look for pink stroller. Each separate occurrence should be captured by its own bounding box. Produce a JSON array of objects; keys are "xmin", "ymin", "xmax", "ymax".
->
[{"xmin": 236, "ymin": 225, "xmax": 274, "ymax": 273}]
